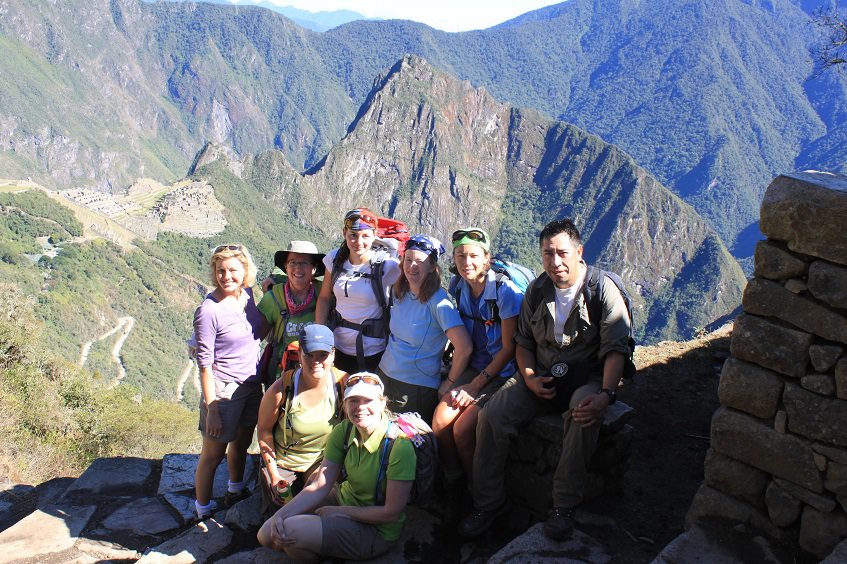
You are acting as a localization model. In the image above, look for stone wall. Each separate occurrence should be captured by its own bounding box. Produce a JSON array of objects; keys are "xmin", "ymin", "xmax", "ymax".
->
[
  {"xmin": 505, "ymin": 403, "xmax": 635, "ymax": 519},
  {"xmin": 686, "ymin": 171, "xmax": 847, "ymax": 559}
]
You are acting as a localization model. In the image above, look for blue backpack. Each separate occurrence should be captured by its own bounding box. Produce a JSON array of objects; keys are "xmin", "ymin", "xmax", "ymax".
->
[{"xmin": 448, "ymin": 259, "xmax": 534, "ymax": 324}]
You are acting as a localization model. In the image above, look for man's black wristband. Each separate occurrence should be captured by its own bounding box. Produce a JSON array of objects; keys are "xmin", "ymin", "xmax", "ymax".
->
[{"xmin": 599, "ymin": 388, "xmax": 617, "ymax": 405}]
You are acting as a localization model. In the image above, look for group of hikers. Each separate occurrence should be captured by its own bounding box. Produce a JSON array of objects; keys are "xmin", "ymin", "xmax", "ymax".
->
[{"xmin": 191, "ymin": 207, "xmax": 632, "ymax": 562}]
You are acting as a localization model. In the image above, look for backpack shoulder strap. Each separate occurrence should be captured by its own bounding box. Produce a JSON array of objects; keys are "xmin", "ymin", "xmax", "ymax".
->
[
  {"xmin": 374, "ymin": 422, "xmax": 396, "ymax": 506},
  {"xmin": 332, "ymin": 367, "xmax": 345, "ymax": 420},
  {"xmin": 279, "ymin": 368, "xmax": 296, "ymax": 416},
  {"xmin": 488, "ymin": 274, "xmax": 507, "ymax": 323},
  {"xmin": 448, "ymin": 275, "xmax": 461, "ymax": 303},
  {"xmin": 370, "ymin": 255, "xmax": 387, "ymax": 310},
  {"xmin": 277, "ymin": 367, "xmax": 300, "ymax": 445},
  {"xmin": 582, "ymin": 265, "xmax": 604, "ymax": 327},
  {"xmin": 341, "ymin": 419, "xmax": 354, "ymax": 457},
  {"xmin": 269, "ymin": 285, "xmax": 289, "ymax": 342}
]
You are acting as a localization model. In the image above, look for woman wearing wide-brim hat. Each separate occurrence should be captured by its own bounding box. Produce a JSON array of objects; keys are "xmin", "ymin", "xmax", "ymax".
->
[{"xmin": 257, "ymin": 241, "xmax": 326, "ymax": 381}]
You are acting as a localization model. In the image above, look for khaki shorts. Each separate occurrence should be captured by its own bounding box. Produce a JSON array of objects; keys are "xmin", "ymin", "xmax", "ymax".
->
[
  {"xmin": 450, "ymin": 367, "xmax": 510, "ymax": 408},
  {"xmin": 320, "ymin": 511, "xmax": 395, "ymax": 560},
  {"xmin": 198, "ymin": 380, "xmax": 262, "ymax": 443}
]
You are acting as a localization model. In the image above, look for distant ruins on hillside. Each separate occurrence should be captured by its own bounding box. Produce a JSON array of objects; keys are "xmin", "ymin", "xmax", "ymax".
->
[{"xmin": 61, "ymin": 179, "xmax": 227, "ymax": 240}]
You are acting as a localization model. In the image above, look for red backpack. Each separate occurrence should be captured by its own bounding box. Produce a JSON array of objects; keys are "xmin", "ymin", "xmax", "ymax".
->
[{"xmin": 373, "ymin": 217, "xmax": 410, "ymax": 257}]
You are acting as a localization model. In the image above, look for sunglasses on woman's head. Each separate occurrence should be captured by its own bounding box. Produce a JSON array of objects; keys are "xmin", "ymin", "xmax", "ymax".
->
[
  {"xmin": 213, "ymin": 244, "xmax": 242, "ymax": 253},
  {"xmin": 406, "ymin": 237, "xmax": 445, "ymax": 257},
  {"xmin": 345, "ymin": 373, "xmax": 384, "ymax": 390},
  {"xmin": 344, "ymin": 214, "xmax": 378, "ymax": 230},
  {"xmin": 451, "ymin": 229, "xmax": 487, "ymax": 244}
]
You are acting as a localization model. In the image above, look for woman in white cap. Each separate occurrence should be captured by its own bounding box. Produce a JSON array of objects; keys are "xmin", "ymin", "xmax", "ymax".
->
[
  {"xmin": 258, "ymin": 240, "xmax": 325, "ymax": 381},
  {"xmin": 256, "ymin": 324, "xmax": 345, "ymax": 518},
  {"xmin": 378, "ymin": 235, "xmax": 471, "ymax": 424},
  {"xmin": 316, "ymin": 208, "xmax": 401, "ymax": 374},
  {"xmin": 258, "ymin": 372, "xmax": 416, "ymax": 561}
]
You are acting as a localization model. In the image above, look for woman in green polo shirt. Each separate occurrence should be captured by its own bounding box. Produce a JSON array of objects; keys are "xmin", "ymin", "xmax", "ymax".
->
[{"xmin": 257, "ymin": 372, "xmax": 416, "ymax": 561}]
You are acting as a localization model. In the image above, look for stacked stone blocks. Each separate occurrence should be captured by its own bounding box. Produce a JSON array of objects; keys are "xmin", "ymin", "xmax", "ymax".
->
[
  {"xmin": 505, "ymin": 402, "xmax": 635, "ymax": 518},
  {"xmin": 686, "ymin": 171, "xmax": 847, "ymax": 559}
]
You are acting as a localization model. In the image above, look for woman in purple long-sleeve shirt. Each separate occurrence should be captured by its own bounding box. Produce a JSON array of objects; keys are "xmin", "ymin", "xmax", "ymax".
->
[{"xmin": 193, "ymin": 243, "xmax": 269, "ymax": 520}]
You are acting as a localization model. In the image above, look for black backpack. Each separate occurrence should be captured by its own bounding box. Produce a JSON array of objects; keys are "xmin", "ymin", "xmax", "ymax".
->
[
  {"xmin": 340, "ymin": 412, "xmax": 436, "ymax": 506},
  {"xmin": 582, "ymin": 266, "xmax": 637, "ymax": 379}
]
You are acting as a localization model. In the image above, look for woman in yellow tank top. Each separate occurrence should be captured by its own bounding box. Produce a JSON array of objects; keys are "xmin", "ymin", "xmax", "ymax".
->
[{"xmin": 257, "ymin": 324, "xmax": 345, "ymax": 516}]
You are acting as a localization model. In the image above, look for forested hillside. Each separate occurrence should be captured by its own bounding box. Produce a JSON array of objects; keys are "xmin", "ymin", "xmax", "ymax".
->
[
  {"xmin": 0, "ymin": 177, "xmax": 320, "ymax": 403},
  {"xmin": 0, "ymin": 52, "xmax": 745, "ymax": 404},
  {"xmin": 1, "ymin": 0, "xmax": 844, "ymax": 255},
  {"xmin": 190, "ymin": 56, "xmax": 746, "ymax": 343}
]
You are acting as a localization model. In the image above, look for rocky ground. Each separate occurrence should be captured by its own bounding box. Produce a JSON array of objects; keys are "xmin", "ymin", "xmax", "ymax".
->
[
  {"xmin": 0, "ymin": 324, "xmax": 822, "ymax": 562},
  {"xmin": 436, "ymin": 325, "xmax": 738, "ymax": 562}
]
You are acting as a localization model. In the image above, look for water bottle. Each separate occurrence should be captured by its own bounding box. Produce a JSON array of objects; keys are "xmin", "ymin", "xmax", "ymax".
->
[{"xmin": 274, "ymin": 479, "xmax": 294, "ymax": 505}]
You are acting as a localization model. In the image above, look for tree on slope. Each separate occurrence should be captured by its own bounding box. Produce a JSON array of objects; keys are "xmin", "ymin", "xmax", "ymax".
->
[{"xmin": 815, "ymin": 2, "xmax": 847, "ymax": 71}]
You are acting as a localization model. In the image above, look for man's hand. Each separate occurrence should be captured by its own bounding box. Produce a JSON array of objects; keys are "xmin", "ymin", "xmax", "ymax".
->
[
  {"xmin": 525, "ymin": 371, "xmax": 557, "ymax": 400},
  {"xmin": 261, "ymin": 276, "xmax": 275, "ymax": 292},
  {"xmin": 571, "ymin": 392, "xmax": 609, "ymax": 427},
  {"xmin": 450, "ymin": 384, "xmax": 476, "ymax": 408}
]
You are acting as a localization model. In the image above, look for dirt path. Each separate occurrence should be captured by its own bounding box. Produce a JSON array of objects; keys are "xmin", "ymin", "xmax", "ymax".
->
[
  {"xmin": 108, "ymin": 317, "xmax": 135, "ymax": 387},
  {"xmin": 78, "ymin": 317, "xmax": 135, "ymax": 386},
  {"xmin": 176, "ymin": 360, "xmax": 200, "ymax": 402}
]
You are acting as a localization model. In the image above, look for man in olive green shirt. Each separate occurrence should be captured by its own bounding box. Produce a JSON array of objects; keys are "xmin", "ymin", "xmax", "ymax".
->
[{"xmin": 459, "ymin": 219, "xmax": 630, "ymax": 541}]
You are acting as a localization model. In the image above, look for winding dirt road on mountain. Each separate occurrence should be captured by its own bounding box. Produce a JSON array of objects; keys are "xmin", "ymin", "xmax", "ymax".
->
[
  {"xmin": 77, "ymin": 316, "xmax": 135, "ymax": 386},
  {"xmin": 176, "ymin": 360, "xmax": 200, "ymax": 402}
]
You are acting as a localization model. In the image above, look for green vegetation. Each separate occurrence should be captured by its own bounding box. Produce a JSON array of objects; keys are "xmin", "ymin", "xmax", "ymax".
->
[
  {"xmin": 0, "ymin": 283, "xmax": 198, "ymax": 484},
  {"xmin": 4, "ymin": 0, "xmax": 841, "ymax": 252},
  {"xmin": 0, "ymin": 190, "xmax": 84, "ymax": 263},
  {"xmin": 0, "ymin": 190, "xmax": 82, "ymax": 264},
  {"xmin": 494, "ymin": 183, "xmax": 542, "ymax": 273},
  {"xmin": 0, "ymin": 160, "xmax": 331, "ymax": 407}
]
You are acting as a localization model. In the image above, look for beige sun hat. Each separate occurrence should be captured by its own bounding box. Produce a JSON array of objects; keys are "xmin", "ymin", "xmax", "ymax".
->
[{"xmin": 274, "ymin": 240, "xmax": 326, "ymax": 276}]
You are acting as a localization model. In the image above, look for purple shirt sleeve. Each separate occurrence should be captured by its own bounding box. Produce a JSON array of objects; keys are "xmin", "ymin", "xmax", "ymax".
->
[{"xmin": 193, "ymin": 289, "xmax": 267, "ymax": 384}]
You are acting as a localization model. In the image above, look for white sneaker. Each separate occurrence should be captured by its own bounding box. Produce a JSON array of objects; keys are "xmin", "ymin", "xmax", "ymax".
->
[{"xmin": 195, "ymin": 499, "xmax": 218, "ymax": 520}]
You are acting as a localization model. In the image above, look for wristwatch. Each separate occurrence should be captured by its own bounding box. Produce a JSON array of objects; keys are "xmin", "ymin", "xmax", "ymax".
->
[{"xmin": 599, "ymin": 388, "xmax": 617, "ymax": 405}]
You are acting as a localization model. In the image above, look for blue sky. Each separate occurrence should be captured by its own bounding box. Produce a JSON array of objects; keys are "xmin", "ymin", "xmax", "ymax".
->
[{"xmin": 229, "ymin": 1, "xmax": 563, "ymax": 32}]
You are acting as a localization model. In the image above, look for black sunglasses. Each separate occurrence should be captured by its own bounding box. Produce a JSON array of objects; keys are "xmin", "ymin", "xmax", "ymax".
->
[{"xmin": 406, "ymin": 238, "xmax": 439, "ymax": 254}]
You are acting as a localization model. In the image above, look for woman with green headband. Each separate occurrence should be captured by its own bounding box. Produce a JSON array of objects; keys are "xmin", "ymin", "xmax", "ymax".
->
[{"xmin": 432, "ymin": 227, "xmax": 525, "ymax": 506}]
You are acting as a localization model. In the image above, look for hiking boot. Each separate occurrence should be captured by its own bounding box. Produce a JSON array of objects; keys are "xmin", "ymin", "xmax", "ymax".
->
[
  {"xmin": 543, "ymin": 506, "xmax": 575, "ymax": 541},
  {"xmin": 223, "ymin": 489, "xmax": 250, "ymax": 508},
  {"xmin": 441, "ymin": 480, "xmax": 470, "ymax": 526},
  {"xmin": 458, "ymin": 499, "xmax": 508, "ymax": 538}
]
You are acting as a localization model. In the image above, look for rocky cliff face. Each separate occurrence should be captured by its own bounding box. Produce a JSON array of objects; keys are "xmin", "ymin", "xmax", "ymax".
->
[
  {"xmin": 2, "ymin": 0, "xmax": 843, "ymax": 256},
  {"xmin": 196, "ymin": 56, "xmax": 745, "ymax": 342}
]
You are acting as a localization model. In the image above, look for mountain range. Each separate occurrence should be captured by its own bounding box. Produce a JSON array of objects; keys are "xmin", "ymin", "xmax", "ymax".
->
[
  {"xmin": 188, "ymin": 55, "xmax": 746, "ymax": 342},
  {"xmin": 0, "ymin": 51, "xmax": 745, "ymax": 405},
  {"xmin": 155, "ymin": 0, "xmax": 374, "ymax": 31},
  {"xmin": 1, "ymin": 0, "xmax": 844, "ymax": 257}
]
